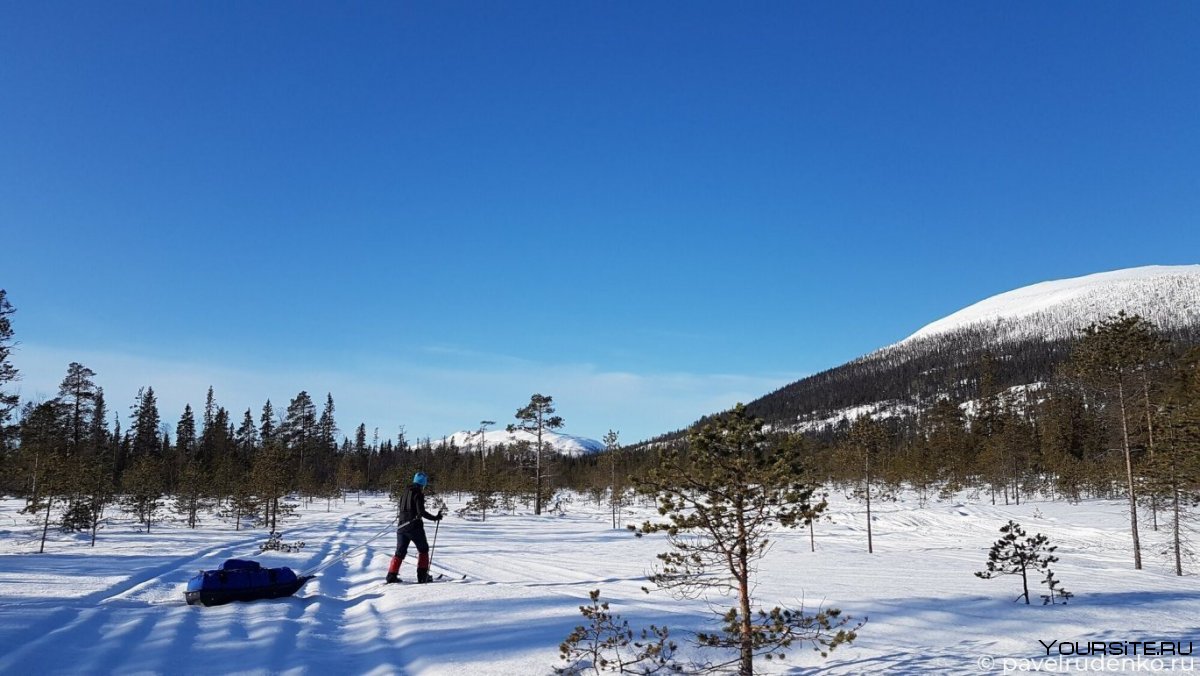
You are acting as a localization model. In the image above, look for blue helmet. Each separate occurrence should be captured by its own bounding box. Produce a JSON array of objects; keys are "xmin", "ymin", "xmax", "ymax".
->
[{"xmin": 413, "ymin": 472, "xmax": 428, "ymax": 488}]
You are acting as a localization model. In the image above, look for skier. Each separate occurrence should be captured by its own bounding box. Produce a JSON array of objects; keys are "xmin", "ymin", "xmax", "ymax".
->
[{"xmin": 386, "ymin": 471, "xmax": 443, "ymax": 584}]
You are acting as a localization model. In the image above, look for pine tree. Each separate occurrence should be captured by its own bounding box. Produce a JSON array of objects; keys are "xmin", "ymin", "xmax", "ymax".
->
[
  {"xmin": 79, "ymin": 451, "xmax": 115, "ymax": 547},
  {"xmin": 972, "ymin": 353, "xmax": 1011, "ymax": 505},
  {"xmin": 222, "ymin": 477, "xmax": 260, "ymax": 531},
  {"xmin": 975, "ymin": 520, "xmax": 1066, "ymax": 605},
  {"xmin": 604, "ymin": 430, "xmax": 623, "ymax": 529},
  {"xmin": 56, "ymin": 362, "xmax": 98, "ymax": 455},
  {"xmin": 250, "ymin": 442, "xmax": 294, "ymax": 532},
  {"xmin": 922, "ymin": 397, "xmax": 972, "ymax": 498},
  {"xmin": 844, "ymin": 415, "xmax": 893, "ymax": 554},
  {"xmin": 463, "ymin": 420, "xmax": 498, "ymax": 521},
  {"xmin": 1145, "ymin": 347, "xmax": 1200, "ymax": 575},
  {"xmin": 80, "ymin": 388, "xmax": 115, "ymax": 545},
  {"xmin": 18, "ymin": 400, "xmax": 68, "ymax": 552},
  {"xmin": 205, "ymin": 406, "xmax": 235, "ymax": 497},
  {"xmin": 49, "ymin": 364, "xmax": 102, "ymax": 531},
  {"xmin": 283, "ymin": 391, "xmax": 317, "ymax": 478},
  {"xmin": 556, "ymin": 589, "xmax": 678, "ymax": 675},
  {"xmin": 122, "ymin": 454, "xmax": 164, "ymax": 533},
  {"xmin": 173, "ymin": 461, "xmax": 211, "ymax": 529},
  {"xmin": 508, "ymin": 394, "xmax": 564, "ymax": 516},
  {"xmin": 334, "ymin": 452, "xmax": 363, "ymax": 501},
  {"xmin": 1039, "ymin": 381, "xmax": 1106, "ymax": 501},
  {"xmin": 995, "ymin": 400, "xmax": 1036, "ymax": 506},
  {"xmin": 637, "ymin": 404, "xmax": 857, "ymax": 675},
  {"xmin": 1072, "ymin": 312, "xmax": 1163, "ymax": 569}
]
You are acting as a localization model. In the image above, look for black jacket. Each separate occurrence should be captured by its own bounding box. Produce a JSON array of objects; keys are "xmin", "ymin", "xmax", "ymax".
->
[{"xmin": 397, "ymin": 483, "xmax": 439, "ymax": 529}]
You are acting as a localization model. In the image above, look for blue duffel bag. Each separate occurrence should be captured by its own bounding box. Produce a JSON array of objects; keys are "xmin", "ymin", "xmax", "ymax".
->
[{"xmin": 184, "ymin": 558, "xmax": 309, "ymax": 606}]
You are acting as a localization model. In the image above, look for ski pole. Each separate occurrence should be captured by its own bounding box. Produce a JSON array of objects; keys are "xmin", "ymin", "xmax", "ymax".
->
[
  {"xmin": 429, "ymin": 517, "xmax": 440, "ymax": 569},
  {"xmin": 299, "ymin": 515, "xmax": 404, "ymax": 578}
]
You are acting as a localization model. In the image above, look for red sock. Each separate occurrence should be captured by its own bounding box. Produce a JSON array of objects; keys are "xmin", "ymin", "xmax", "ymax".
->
[{"xmin": 388, "ymin": 556, "xmax": 402, "ymax": 575}]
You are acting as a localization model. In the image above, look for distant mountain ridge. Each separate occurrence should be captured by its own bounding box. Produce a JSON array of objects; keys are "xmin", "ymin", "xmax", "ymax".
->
[
  {"xmin": 443, "ymin": 429, "xmax": 605, "ymax": 457},
  {"xmin": 652, "ymin": 265, "xmax": 1200, "ymax": 443}
]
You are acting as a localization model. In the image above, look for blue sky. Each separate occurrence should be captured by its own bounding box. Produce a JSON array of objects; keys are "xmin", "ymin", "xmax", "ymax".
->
[{"xmin": 3, "ymin": 2, "xmax": 1198, "ymax": 443}]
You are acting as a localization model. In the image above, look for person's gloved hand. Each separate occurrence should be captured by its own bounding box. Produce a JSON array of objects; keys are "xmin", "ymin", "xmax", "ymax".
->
[{"xmin": 436, "ymin": 509, "xmax": 445, "ymax": 521}]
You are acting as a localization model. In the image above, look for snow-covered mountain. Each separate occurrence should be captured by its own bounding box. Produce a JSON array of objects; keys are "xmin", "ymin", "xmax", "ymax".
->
[
  {"xmin": 700, "ymin": 265, "xmax": 1200, "ymax": 439},
  {"xmin": 443, "ymin": 429, "xmax": 605, "ymax": 457},
  {"xmin": 899, "ymin": 265, "xmax": 1200, "ymax": 346}
]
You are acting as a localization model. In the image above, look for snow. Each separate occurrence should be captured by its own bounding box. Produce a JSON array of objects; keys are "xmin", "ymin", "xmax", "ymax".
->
[
  {"xmin": 441, "ymin": 429, "xmax": 605, "ymax": 456},
  {"xmin": 792, "ymin": 400, "xmax": 921, "ymax": 433},
  {"xmin": 3, "ymin": 491, "xmax": 1197, "ymax": 674},
  {"xmin": 900, "ymin": 265, "xmax": 1200, "ymax": 345}
]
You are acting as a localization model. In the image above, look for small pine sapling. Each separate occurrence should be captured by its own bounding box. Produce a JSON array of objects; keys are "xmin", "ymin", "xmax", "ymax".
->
[
  {"xmin": 698, "ymin": 603, "xmax": 858, "ymax": 662},
  {"xmin": 556, "ymin": 589, "xmax": 677, "ymax": 675},
  {"xmin": 1040, "ymin": 569, "xmax": 1073, "ymax": 605},
  {"xmin": 975, "ymin": 520, "xmax": 1067, "ymax": 605},
  {"xmin": 638, "ymin": 404, "xmax": 862, "ymax": 674}
]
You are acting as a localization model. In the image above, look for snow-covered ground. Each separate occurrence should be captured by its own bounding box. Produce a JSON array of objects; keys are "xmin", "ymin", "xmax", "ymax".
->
[{"xmin": 1, "ymin": 490, "xmax": 1197, "ymax": 675}]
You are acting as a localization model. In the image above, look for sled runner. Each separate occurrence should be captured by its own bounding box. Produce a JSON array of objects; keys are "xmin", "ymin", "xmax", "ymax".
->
[{"xmin": 184, "ymin": 558, "xmax": 310, "ymax": 606}]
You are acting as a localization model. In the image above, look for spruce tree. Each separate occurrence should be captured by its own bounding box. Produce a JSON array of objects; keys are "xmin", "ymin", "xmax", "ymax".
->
[
  {"xmin": 89, "ymin": 389, "xmax": 109, "ymax": 459},
  {"xmin": 176, "ymin": 405, "xmax": 197, "ymax": 460},
  {"xmin": 260, "ymin": 400, "xmax": 276, "ymax": 447},
  {"xmin": 0, "ymin": 290, "xmax": 19, "ymax": 453},
  {"xmin": 128, "ymin": 387, "xmax": 162, "ymax": 460},
  {"xmin": 237, "ymin": 408, "xmax": 259, "ymax": 453},
  {"xmin": 318, "ymin": 393, "xmax": 337, "ymax": 451},
  {"xmin": 197, "ymin": 387, "xmax": 218, "ymax": 466},
  {"xmin": 353, "ymin": 423, "xmax": 370, "ymax": 486}
]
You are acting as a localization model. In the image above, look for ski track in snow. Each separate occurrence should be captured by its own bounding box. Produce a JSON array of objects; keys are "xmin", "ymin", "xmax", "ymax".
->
[{"xmin": 2, "ymin": 493, "xmax": 1199, "ymax": 675}]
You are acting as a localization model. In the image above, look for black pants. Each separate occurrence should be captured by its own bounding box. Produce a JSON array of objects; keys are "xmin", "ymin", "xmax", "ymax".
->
[{"xmin": 395, "ymin": 526, "xmax": 429, "ymax": 559}]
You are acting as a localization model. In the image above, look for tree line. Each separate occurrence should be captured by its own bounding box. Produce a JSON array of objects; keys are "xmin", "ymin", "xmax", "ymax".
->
[
  {"xmin": 570, "ymin": 311, "xmax": 1200, "ymax": 577},
  {"xmin": 0, "ymin": 291, "xmax": 637, "ymax": 547},
  {"xmin": 3, "ymin": 286, "xmax": 1198, "ymax": 578}
]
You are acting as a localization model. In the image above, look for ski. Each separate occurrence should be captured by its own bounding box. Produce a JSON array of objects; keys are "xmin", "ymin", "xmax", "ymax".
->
[{"xmin": 382, "ymin": 574, "xmax": 467, "ymax": 585}]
